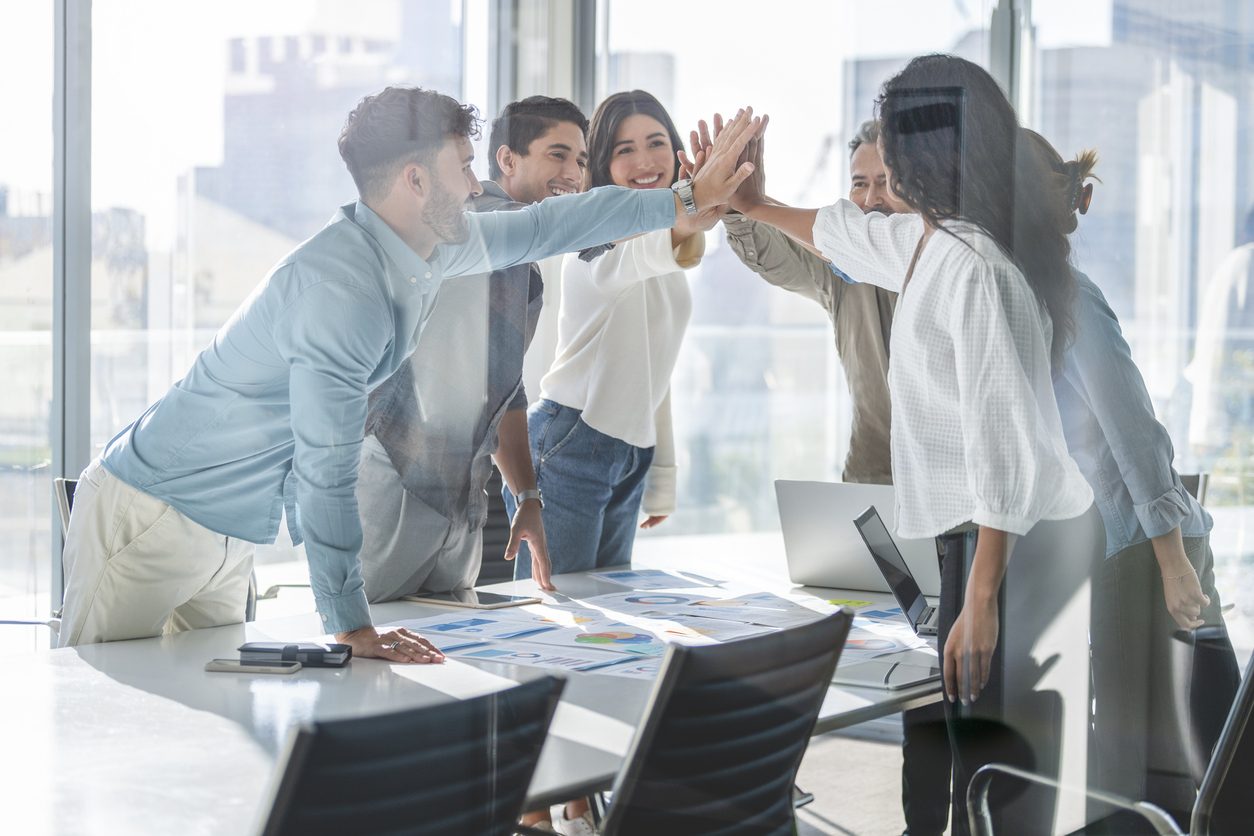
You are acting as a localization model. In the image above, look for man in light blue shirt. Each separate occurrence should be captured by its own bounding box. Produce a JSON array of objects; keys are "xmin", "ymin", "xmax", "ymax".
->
[{"xmin": 59, "ymin": 87, "xmax": 760, "ymax": 662}]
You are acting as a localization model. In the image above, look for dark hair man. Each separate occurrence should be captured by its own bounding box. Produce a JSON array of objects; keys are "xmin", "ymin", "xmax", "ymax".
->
[
  {"xmin": 59, "ymin": 87, "xmax": 759, "ymax": 664},
  {"xmin": 356, "ymin": 96, "xmax": 589, "ymax": 605},
  {"xmin": 487, "ymin": 95, "xmax": 589, "ymax": 195}
]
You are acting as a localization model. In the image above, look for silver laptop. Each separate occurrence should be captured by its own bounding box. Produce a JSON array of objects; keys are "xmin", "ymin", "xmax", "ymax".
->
[
  {"xmin": 775, "ymin": 480, "xmax": 940, "ymax": 595},
  {"xmin": 853, "ymin": 506, "xmax": 940, "ymax": 636}
]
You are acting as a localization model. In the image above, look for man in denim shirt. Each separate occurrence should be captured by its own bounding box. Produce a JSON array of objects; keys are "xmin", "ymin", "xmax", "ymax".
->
[
  {"xmin": 357, "ymin": 97, "xmax": 590, "ymax": 602},
  {"xmin": 59, "ymin": 87, "xmax": 760, "ymax": 663}
]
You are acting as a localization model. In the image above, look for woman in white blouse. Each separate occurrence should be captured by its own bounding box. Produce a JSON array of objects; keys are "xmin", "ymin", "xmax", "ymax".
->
[
  {"xmin": 718, "ymin": 55, "xmax": 1095, "ymax": 833},
  {"xmin": 505, "ymin": 90, "xmax": 720, "ymax": 580}
]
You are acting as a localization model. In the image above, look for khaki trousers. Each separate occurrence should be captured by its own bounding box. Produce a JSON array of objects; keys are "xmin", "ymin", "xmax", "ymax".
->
[{"xmin": 58, "ymin": 459, "xmax": 254, "ymax": 647}]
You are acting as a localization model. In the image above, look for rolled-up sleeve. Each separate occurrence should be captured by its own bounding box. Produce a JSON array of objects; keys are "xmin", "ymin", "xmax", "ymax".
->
[
  {"xmin": 725, "ymin": 214, "xmax": 842, "ymax": 310},
  {"xmin": 1064, "ymin": 278, "xmax": 1193, "ymax": 538},
  {"xmin": 274, "ymin": 280, "xmax": 385, "ymax": 634},
  {"xmin": 441, "ymin": 186, "xmax": 676, "ymax": 277},
  {"xmin": 812, "ymin": 201, "xmax": 923, "ymax": 293},
  {"xmin": 950, "ymin": 264, "xmax": 1055, "ymax": 535}
]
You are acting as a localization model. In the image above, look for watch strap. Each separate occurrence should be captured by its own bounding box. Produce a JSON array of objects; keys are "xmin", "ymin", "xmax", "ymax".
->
[
  {"xmin": 672, "ymin": 178, "xmax": 698, "ymax": 215},
  {"xmin": 515, "ymin": 488, "xmax": 544, "ymax": 508}
]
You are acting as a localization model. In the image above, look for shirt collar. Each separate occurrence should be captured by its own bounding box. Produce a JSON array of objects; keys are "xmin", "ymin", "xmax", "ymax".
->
[
  {"xmin": 479, "ymin": 180, "xmax": 511, "ymax": 202},
  {"xmin": 343, "ymin": 200, "xmax": 439, "ymax": 290}
]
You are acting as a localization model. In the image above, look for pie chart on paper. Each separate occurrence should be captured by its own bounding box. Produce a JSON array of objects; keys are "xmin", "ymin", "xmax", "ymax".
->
[{"xmin": 623, "ymin": 594, "xmax": 694, "ymax": 607}]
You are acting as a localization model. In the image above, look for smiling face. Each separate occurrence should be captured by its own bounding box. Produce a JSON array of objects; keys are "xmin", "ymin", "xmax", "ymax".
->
[
  {"xmin": 607, "ymin": 113, "xmax": 677, "ymax": 190},
  {"xmin": 850, "ymin": 140, "xmax": 909, "ymax": 215},
  {"xmin": 497, "ymin": 120, "xmax": 588, "ymax": 204}
]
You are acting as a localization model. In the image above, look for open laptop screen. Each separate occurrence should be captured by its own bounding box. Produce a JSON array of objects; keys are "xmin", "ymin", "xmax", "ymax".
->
[{"xmin": 853, "ymin": 506, "xmax": 928, "ymax": 628}]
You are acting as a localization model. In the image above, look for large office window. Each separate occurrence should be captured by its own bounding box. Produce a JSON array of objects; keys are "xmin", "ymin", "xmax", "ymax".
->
[
  {"xmin": 1029, "ymin": 0, "xmax": 1254, "ymax": 653},
  {"xmin": 90, "ymin": 0, "xmax": 467, "ymax": 453},
  {"xmin": 598, "ymin": 0, "xmax": 994, "ymax": 536},
  {"xmin": 0, "ymin": 4, "xmax": 54, "ymax": 646},
  {"xmin": 89, "ymin": 1, "xmax": 470, "ymax": 567}
]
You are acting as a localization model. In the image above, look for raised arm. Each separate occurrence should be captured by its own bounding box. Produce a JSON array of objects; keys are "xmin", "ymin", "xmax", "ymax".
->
[
  {"xmin": 685, "ymin": 114, "xmax": 827, "ymax": 259},
  {"xmin": 723, "ymin": 213, "xmax": 843, "ymax": 310},
  {"xmin": 443, "ymin": 108, "xmax": 763, "ymax": 277},
  {"xmin": 715, "ymin": 116, "xmax": 921, "ymax": 292}
]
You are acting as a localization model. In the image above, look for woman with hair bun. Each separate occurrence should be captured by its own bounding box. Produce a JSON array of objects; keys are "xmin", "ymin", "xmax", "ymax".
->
[
  {"xmin": 723, "ymin": 54, "xmax": 1097, "ymax": 833},
  {"xmin": 1024, "ymin": 128, "xmax": 1240, "ymax": 818}
]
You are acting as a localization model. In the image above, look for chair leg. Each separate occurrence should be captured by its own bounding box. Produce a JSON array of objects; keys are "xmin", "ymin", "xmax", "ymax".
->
[
  {"xmin": 245, "ymin": 571, "xmax": 258, "ymax": 622},
  {"xmin": 792, "ymin": 783, "xmax": 815, "ymax": 808}
]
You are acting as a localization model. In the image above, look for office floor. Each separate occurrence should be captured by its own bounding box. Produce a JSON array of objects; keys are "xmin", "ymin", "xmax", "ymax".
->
[{"xmin": 796, "ymin": 733, "xmax": 912, "ymax": 836}]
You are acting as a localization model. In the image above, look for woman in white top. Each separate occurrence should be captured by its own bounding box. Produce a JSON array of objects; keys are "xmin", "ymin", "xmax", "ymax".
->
[
  {"xmin": 720, "ymin": 56, "xmax": 1095, "ymax": 834},
  {"xmin": 505, "ymin": 90, "xmax": 720, "ymax": 579}
]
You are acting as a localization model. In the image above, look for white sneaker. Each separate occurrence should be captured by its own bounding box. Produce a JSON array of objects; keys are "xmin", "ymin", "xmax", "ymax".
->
[{"xmin": 552, "ymin": 810, "xmax": 598, "ymax": 836}]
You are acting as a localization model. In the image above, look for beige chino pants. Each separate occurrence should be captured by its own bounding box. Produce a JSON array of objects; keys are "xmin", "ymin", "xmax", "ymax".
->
[{"xmin": 58, "ymin": 459, "xmax": 255, "ymax": 647}]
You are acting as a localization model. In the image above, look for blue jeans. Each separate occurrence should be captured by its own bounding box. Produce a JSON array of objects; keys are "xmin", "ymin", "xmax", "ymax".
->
[{"xmin": 504, "ymin": 399, "xmax": 654, "ymax": 579}]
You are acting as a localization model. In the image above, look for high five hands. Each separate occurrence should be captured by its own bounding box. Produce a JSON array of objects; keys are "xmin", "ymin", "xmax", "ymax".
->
[
  {"xmin": 679, "ymin": 111, "xmax": 771, "ymax": 215},
  {"xmin": 681, "ymin": 108, "xmax": 765, "ymax": 218}
]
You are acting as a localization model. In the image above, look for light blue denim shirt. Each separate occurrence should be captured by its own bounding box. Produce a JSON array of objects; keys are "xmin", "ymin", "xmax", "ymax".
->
[
  {"xmin": 1055, "ymin": 271, "xmax": 1212, "ymax": 557},
  {"xmin": 101, "ymin": 186, "xmax": 676, "ymax": 633}
]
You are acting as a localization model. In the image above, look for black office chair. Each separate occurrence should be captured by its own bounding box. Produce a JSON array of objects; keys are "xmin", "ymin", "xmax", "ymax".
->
[
  {"xmin": 967, "ymin": 650, "xmax": 1254, "ymax": 835},
  {"xmin": 257, "ymin": 675, "xmax": 565, "ymax": 836},
  {"xmin": 590, "ymin": 610, "xmax": 853, "ymax": 836},
  {"xmin": 1180, "ymin": 473, "xmax": 1210, "ymax": 506}
]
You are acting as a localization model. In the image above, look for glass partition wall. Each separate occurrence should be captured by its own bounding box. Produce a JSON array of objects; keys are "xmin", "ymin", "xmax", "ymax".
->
[
  {"xmin": 12, "ymin": 0, "xmax": 1252, "ymax": 671},
  {"xmin": 0, "ymin": 4, "xmax": 54, "ymax": 650}
]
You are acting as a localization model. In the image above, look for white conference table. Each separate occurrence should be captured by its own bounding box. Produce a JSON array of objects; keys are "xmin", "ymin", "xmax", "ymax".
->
[{"xmin": 1, "ymin": 542, "xmax": 939, "ymax": 836}]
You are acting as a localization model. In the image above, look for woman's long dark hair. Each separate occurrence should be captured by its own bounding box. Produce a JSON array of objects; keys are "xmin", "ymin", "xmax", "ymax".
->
[
  {"xmin": 876, "ymin": 54, "xmax": 1077, "ymax": 368},
  {"xmin": 586, "ymin": 90, "xmax": 684, "ymax": 189}
]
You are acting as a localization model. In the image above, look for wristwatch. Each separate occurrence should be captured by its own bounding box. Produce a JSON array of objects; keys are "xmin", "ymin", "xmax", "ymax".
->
[
  {"xmin": 671, "ymin": 178, "xmax": 698, "ymax": 215},
  {"xmin": 515, "ymin": 488, "xmax": 544, "ymax": 509}
]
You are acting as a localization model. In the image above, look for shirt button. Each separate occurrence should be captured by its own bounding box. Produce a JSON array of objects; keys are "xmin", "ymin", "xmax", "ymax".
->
[
  {"xmin": 408, "ymin": 276, "xmax": 417, "ymax": 285},
  {"xmin": 424, "ymin": 271, "xmax": 432, "ymax": 279},
  {"xmin": 320, "ymin": 614, "xmax": 328, "ymax": 622}
]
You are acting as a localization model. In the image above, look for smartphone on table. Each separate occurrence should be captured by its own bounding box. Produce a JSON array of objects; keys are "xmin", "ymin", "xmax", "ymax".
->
[{"xmin": 401, "ymin": 589, "xmax": 540, "ymax": 609}]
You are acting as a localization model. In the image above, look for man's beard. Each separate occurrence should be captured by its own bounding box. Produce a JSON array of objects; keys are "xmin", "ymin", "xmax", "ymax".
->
[{"xmin": 423, "ymin": 181, "xmax": 470, "ymax": 245}]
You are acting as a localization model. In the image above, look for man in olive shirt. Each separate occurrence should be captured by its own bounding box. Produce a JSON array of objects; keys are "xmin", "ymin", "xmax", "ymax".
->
[
  {"xmin": 724, "ymin": 122, "xmax": 896, "ymax": 483},
  {"xmin": 722, "ymin": 121, "xmax": 950, "ymax": 836}
]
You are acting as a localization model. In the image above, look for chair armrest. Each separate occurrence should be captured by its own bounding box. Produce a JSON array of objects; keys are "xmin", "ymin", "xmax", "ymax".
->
[{"xmin": 967, "ymin": 763, "xmax": 1184, "ymax": 836}]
